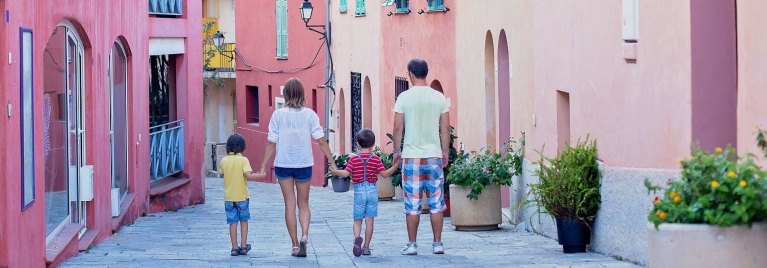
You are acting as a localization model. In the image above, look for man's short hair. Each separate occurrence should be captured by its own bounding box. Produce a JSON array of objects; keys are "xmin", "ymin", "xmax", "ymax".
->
[
  {"xmin": 356, "ymin": 129, "xmax": 376, "ymax": 149},
  {"xmin": 407, "ymin": 58, "xmax": 429, "ymax": 79}
]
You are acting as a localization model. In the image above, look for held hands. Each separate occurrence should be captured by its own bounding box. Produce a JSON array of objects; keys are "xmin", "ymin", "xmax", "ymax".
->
[{"xmin": 392, "ymin": 152, "xmax": 402, "ymax": 166}]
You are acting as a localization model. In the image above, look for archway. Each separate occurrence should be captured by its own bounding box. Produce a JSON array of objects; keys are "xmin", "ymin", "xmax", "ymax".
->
[
  {"xmin": 430, "ymin": 80, "xmax": 444, "ymax": 94},
  {"xmin": 498, "ymin": 30, "xmax": 511, "ymax": 208},
  {"xmin": 43, "ymin": 22, "xmax": 88, "ymax": 240},
  {"xmin": 484, "ymin": 31, "xmax": 497, "ymax": 150},
  {"xmin": 363, "ymin": 76, "xmax": 372, "ymax": 129},
  {"xmin": 339, "ymin": 88, "xmax": 346, "ymax": 154},
  {"xmin": 110, "ymin": 39, "xmax": 130, "ymax": 205}
]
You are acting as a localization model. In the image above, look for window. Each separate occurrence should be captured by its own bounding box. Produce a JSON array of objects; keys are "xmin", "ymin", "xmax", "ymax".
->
[
  {"xmin": 395, "ymin": 76, "xmax": 409, "ymax": 101},
  {"xmin": 396, "ymin": 0, "xmax": 409, "ymax": 12},
  {"xmin": 312, "ymin": 89, "xmax": 318, "ymax": 112},
  {"xmin": 276, "ymin": 0, "xmax": 288, "ymax": 59},
  {"xmin": 340, "ymin": 0, "xmax": 347, "ymax": 12},
  {"xmin": 622, "ymin": 0, "xmax": 639, "ymax": 41},
  {"xmin": 427, "ymin": 0, "xmax": 444, "ymax": 11},
  {"xmin": 247, "ymin": 86, "xmax": 260, "ymax": 124},
  {"xmin": 268, "ymin": 85, "xmax": 273, "ymax": 106},
  {"xmin": 355, "ymin": 0, "xmax": 366, "ymax": 16},
  {"xmin": 110, "ymin": 40, "xmax": 130, "ymax": 202},
  {"xmin": 20, "ymin": 27, "xmax": 34, "ymax": 210}
]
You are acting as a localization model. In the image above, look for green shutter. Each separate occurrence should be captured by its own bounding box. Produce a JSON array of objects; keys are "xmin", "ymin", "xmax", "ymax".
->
[
  {"xmin": 276, "ymin": 0, "xmax": 288, "ymax": 58},
  {"xmin": 355, "ymin": 0, "xmax": 365, "ymax": 15},
  {"xmin": 340, "ymin": 0, "xmax": 347, "ymax": 12}
]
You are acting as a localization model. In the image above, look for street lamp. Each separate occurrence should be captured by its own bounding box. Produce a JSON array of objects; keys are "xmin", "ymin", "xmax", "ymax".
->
[
  {"xmin": 300, "ymin": 0, "xmax": 314, "ymax": 24},
  {"xmin": 212, "ymin": 31, "xmax": 225, "ymax": 47}
]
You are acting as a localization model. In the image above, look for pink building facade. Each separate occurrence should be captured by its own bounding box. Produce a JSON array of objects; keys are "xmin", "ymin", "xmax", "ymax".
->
[
  {"xmin": 0, "ymin": 0, "xmax": 205, "ymax": 267},
  {"xmin": 234, "ymin": 0, "xmax": 328, "ymax": 186}
]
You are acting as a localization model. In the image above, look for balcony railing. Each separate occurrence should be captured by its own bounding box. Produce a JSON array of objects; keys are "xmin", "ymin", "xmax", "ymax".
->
[
  {"xmin": 149, "ymin": 120, "xmax": 185, "ymax": 181},
  {"xmin": 205, "ymin": 43, "xmax": 236, "ymax": 72},
  {"xmin": 149, "ymin": 0, "xmax": 183, "ymax": 16}
]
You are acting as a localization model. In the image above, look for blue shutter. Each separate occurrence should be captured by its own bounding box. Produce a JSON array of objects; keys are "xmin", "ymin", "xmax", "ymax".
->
[
  {"xmin": 340, "ymin": 0, "xmax": 347, "ymax": 12},
  {"xmin": 276, "ymin": 0, "xmax": 288, "ymax": 58},
  {"xmin": 355, "ymin": 0, "xmax": 365, "ymax": 15}
]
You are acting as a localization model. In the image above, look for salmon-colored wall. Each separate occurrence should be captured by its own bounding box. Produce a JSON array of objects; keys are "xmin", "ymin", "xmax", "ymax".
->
[
  {"xmin": 458, "ymin": 0, "xmax": 693, "ymax": 169},
  {"xmin": 235, "ymin": 0, "xmax": 328, "ymax": 186},
  {"xmin": 737, "ymin": 1, "xmax": 767, "ymax": 161},
  {"xmin": 0, "ymin": 0, "xmax": 204, "ymax": 267},
  {"xmin": 379, "ymin": 0, "xmax": 458, "ymax": 147}
]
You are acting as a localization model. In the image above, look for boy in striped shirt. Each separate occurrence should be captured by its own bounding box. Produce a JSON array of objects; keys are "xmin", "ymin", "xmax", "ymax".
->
[{"xmin": 330, "ymin": 129, "xmax": 401, "ymax": 257}]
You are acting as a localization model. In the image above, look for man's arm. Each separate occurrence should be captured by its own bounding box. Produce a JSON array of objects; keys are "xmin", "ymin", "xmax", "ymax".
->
[
  {"xmin": 393, "ymin": 112, "xmax": 405, "ymax": 163},
  {"xmin": 439, "ymin": 112, "xmax": 450, "ymax": 168}
]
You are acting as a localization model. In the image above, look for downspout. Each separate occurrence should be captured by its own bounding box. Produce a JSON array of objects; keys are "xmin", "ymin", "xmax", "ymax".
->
[{"xmin": 323, "ymin": 0, "xmax": 332, "ymax": 187}]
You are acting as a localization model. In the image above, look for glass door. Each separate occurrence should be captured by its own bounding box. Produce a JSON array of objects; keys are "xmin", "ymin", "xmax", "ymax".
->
[
  {"xmin": 110, "ymin": 41, "xmax": 129, "ymax": 202},
  {"xmin": 66, "ymin": 30, "xmax": 86, "ymax": 237}
]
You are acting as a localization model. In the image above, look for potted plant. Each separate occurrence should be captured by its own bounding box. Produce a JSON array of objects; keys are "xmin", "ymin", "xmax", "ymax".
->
[
  {"xmin": 447, "ymin": 136, "xmax": 521, "ymax": 231},
  {"xmin": 374, "ymin": 146, "xmax": 396, "ymax": 200},
  {"xmin": 522, "ymin": 136, "xmax": 601, "ymax": 253},
  {"xmin": 326, "ymin": 154, "xmax": 351, "ymax": 192},
  {"xmin": 644, "ymin": 142, "xmax": 767, "ymax": 267}
]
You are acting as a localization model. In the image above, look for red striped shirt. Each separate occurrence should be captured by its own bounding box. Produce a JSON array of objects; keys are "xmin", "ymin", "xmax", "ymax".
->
[{"xmin": 344, "ymin": 153, "xmax": 386, "ymax": 183}]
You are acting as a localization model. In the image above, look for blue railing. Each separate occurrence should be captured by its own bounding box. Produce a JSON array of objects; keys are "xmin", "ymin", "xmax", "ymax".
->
[
  {"xmin": 149, "ymin": 120, "xmax": 185, "ymax": 181},
  {"xmin": 149, "ymin": 0, "xmax": 183, "ymax": 16}
]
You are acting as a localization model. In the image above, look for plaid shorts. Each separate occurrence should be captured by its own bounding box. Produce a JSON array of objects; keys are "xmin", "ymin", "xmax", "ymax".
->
[{"xmin": 402, "ymin": 158, "xmax": 446, "ymax": 215}]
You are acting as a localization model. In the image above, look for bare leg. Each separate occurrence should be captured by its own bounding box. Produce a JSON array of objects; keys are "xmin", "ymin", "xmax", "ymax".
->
[
  {"xmin": 363, "ymin": 217, "xmax": 374, "ymax": 248},
  {"xmin": 240, "ymin": 221, "xmax": 249, "ymax": 247},
  {"xmin": 353, "ymin": 220, "xmax": 363, "ymax": 238},
  {"xmin": 406, "ymin": 214, "xmax": 420, "ymax": 242},
  {"xmin": 229, "ymin": 223, "xmax": 239, "ymax": 249},
  {"xmin": 430, "ymin": 213, "xmax": 443, "ymax": 242},
  {"xmin": 296, "ymin": 180, "xmax": 312, "ymax": 241},
  {"xmin": 278, "ymin": 178, "xmax": 299, "ymax": 247}
]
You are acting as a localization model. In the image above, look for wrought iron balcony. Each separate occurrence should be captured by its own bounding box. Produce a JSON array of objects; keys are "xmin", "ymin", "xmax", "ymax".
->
[
  {"xmin": 149, "ymin": 0, "xmax": 183, "ymax": 17},
  {"xmin": 205, "ymin": 43, "xmax": 236, "ymax": 72},
  {"xmin": 149, "ymin": 120, "xmax": 185, "ymax": 181}
]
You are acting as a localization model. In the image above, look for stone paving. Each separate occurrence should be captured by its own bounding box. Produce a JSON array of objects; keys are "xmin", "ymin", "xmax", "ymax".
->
[{"xmin": 61, "ymin": 178, "xmax": 640, "ymax": 268}]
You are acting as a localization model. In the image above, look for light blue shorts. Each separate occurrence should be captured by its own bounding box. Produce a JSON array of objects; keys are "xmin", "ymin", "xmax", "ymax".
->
[
  {"xmin": 353, "ymin": 182, "xmax": 379, "ymax": 220},
  {"xmin": 225, "ymin": 199, "xmax": 250, "ymax": 224}
]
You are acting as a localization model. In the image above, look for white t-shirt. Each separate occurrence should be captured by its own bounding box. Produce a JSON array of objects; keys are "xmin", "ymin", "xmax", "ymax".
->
[
  {"xmin": 267, "ymin": 107, "xmax": 325, "ymax": 168},
  {"xmin": 393, "ymin": 86, "xmax": 449, "ymax": 158}
]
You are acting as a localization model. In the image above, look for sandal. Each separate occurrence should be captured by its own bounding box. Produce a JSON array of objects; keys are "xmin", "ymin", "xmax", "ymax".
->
[
  {"xmin": 352, "ymin": 237, "xmax": 363, "ymax": 257},
  {"xmin": 231, "ymin": 248, "xmax": 240, "ymax": 256},
  {"xmin": 297, "ymin": 236, "xmax": 308, "ymax": 257},
  {"xmin": 239, "ymin": 244, "xmax": 251, "ymax": 255},
  {"xmin": 291, "ymin": 247, "xmax": 300, "ymax": 257}
]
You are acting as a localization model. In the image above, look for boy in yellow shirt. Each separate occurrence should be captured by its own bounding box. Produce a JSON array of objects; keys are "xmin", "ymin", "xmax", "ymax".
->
[{"xmin": 219, "ymin": 133, "xmax": 266, "ymax": 256}]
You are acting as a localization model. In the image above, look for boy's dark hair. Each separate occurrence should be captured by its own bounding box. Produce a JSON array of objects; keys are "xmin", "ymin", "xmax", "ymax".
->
[
  {"xmin": 226, "ymin": 133, "xmax": 247, "ymax": 154},
  {"xmin": 407, "ymin": 58, "xmax": 429, "ymax": 79},
  {"xmin": 356, "ymin": 129, "xmax": 376, "ymax": 149}
]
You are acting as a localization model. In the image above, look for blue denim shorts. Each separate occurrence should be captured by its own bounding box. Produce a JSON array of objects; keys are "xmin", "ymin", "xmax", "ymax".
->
[
  {"xmin": 274, "ymin": 167, "xmax": 313, "ymax": 182},
  {"xmin": 225, "ymin": 199, "xmax": 251, "ymax": 224},
  {"xmin": 353, "ymin": 182, "xmax": 379, "ymax": 220}
]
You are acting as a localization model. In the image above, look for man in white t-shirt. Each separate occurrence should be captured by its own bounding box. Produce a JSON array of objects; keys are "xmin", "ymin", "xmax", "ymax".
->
[{"xmin": 392, "ymin": 58, "xmax": 450, "ymax": 255}]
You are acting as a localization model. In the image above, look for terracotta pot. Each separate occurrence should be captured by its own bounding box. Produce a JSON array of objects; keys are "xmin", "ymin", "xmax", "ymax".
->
[
  {"xmin": 449, "ymin": 184, "xmax": 501, "ymax": 231},
  {"xmin": 647, "ymin": 222, "xmax": 767, "ymax": 268},
  {"xmin": 376, "ymin": 175, "xmax": 395, "ymax": 201}
]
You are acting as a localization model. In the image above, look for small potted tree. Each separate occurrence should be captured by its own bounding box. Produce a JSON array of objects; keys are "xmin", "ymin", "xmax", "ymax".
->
[
  {"xmin": 645, "ymin": 140, "xmax": 767, "ymax": 267},
  {"xmin": 447, "ymin": 136, "xmax": 521, "ymax": 231},
  {"xmin": 326, "ymin": 154, "xmax": 351, "ymax": 192},
  {"xmin": 523, "ymin": 136, "xmax": 601, "ymax": 253},
  {"xmin": 374, "ymin": 146, "xmax": 396, "ymax": 200}
]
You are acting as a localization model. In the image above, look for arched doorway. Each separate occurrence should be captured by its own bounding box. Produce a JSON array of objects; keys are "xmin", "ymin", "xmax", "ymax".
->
[
  {"xmin": 430, "ymin": 80, "xmax": 444, "ymax": 94},
  {"xmin": 363, "ymin": 76, "xmax": 372, "ymax": 129},
  {"xmin": 43, "ymin": 22, "xmax": 88, "ymax": 240},
  {"xmin": 484, "ymin": 31, "xmax": 497, "ymax": 150},
  {"xmin": 110, "ymin": 39, "xmax": 130, "ymax": 206},
  {"xmin": 339, "ymin": 88, "xmax": 346, "ymax": 154},
  {"xmin": 498, "ymin": 30, "xmax": 511, "ymax": 208}
]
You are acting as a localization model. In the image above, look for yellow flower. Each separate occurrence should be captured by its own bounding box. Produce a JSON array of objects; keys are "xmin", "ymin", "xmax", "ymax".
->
[
  {"xmin": 728, "ymin": 171, "xmax": 737, "ymax": 178},
  {"xmin": 740, "ymin": 180, "xmax": 747, "ymax": 187},
  {"xmin": 715, "ymin": 147, "xmax": 723, "ymax": 153},
  {"xmin": 678, "ymin": 158, "xmax": 684, "ymax": 164},
  {"xmin": 711, "ymin": 180, "xmax": 720, "ymax": 189},
  {"xmin": 673, "ymin": 196, "xmax": 681, "ymax": 204},
  {"xmin": 669, "ymin": 191, "xmax": 678, "ymax": 198},
  {"xmin": 659, "ymin": 211, "xmax": 667, "ymax": 221},
  {"xmin": 689, "ymin": 156, "xmax": 695, "ymax": 161}
]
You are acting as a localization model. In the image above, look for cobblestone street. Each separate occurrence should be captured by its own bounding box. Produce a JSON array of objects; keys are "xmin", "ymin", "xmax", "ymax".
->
[{"xmin": 61, "ymin": 178, "xmax": 639, "ymax": 268}]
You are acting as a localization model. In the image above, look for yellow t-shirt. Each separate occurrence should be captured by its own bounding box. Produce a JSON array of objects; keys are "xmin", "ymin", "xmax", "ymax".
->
[
  {"xmin": 218, "ymin": 153, "xmax": 252, "ymax": 202},
  {"xmin": 393, "ymin": 86, "xmax": 449, "ymax": 158}
]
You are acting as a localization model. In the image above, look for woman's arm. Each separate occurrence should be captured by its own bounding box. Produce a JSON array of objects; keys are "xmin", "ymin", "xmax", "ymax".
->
[
  {"xmin": 260, "ymin": 141, "xmax": 276, "ymax": 173},
  {"xmin": 317, "ymin": 138, "xmax": 338, "ymax": 170}
]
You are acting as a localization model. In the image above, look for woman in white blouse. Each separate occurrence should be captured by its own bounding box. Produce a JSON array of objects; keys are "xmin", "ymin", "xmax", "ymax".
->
[{"xmin": 259, "ymin": 78, "xmax": 337, "ymax": 257}]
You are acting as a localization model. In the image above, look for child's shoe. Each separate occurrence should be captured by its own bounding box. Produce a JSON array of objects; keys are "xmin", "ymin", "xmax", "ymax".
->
[
  {"xmin": 362, "ymin": 248, "xmax": 371, "ymax": 255},
  {"xmin": 352, "ymin": 237, "xmax": 363, "ymax": 257},
  {"xmin": 239, "ymin": 244, "xmax": 251, "ymax": 255}
]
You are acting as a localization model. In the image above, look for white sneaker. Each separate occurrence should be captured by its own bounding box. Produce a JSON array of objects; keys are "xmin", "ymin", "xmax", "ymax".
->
[
  {"xmin": 401, "ymin": 242, "xmax": 418, "ymax": 255},
  {"xmin": 432, "ymin": 242, "xmax": 444, "ymax": 254}
]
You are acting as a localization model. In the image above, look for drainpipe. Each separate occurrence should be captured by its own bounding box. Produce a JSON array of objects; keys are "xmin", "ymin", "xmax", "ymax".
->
[{"xmin": 322, "ymin": 0, "xmax": 332, "ymax": 187}]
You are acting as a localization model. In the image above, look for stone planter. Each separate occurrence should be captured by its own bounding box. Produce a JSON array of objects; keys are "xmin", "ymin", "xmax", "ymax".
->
[
  {"xmin": 376, "ymin": 175, "xmax": 395, "ymax": 201},
  {"xmin": 330, "ymin": 177, "xmax": 351, "ymax": 192},
  {"xmin": 394, "ymin": 185, "xmax": 403, "ymax": 199},
  {"xmin": 647, "ymin": 222, "xmax": 767, "ymax": 268},
  {"xmin": 449, "ymin": 184, "xmax": 502, "ymax": 231}
]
